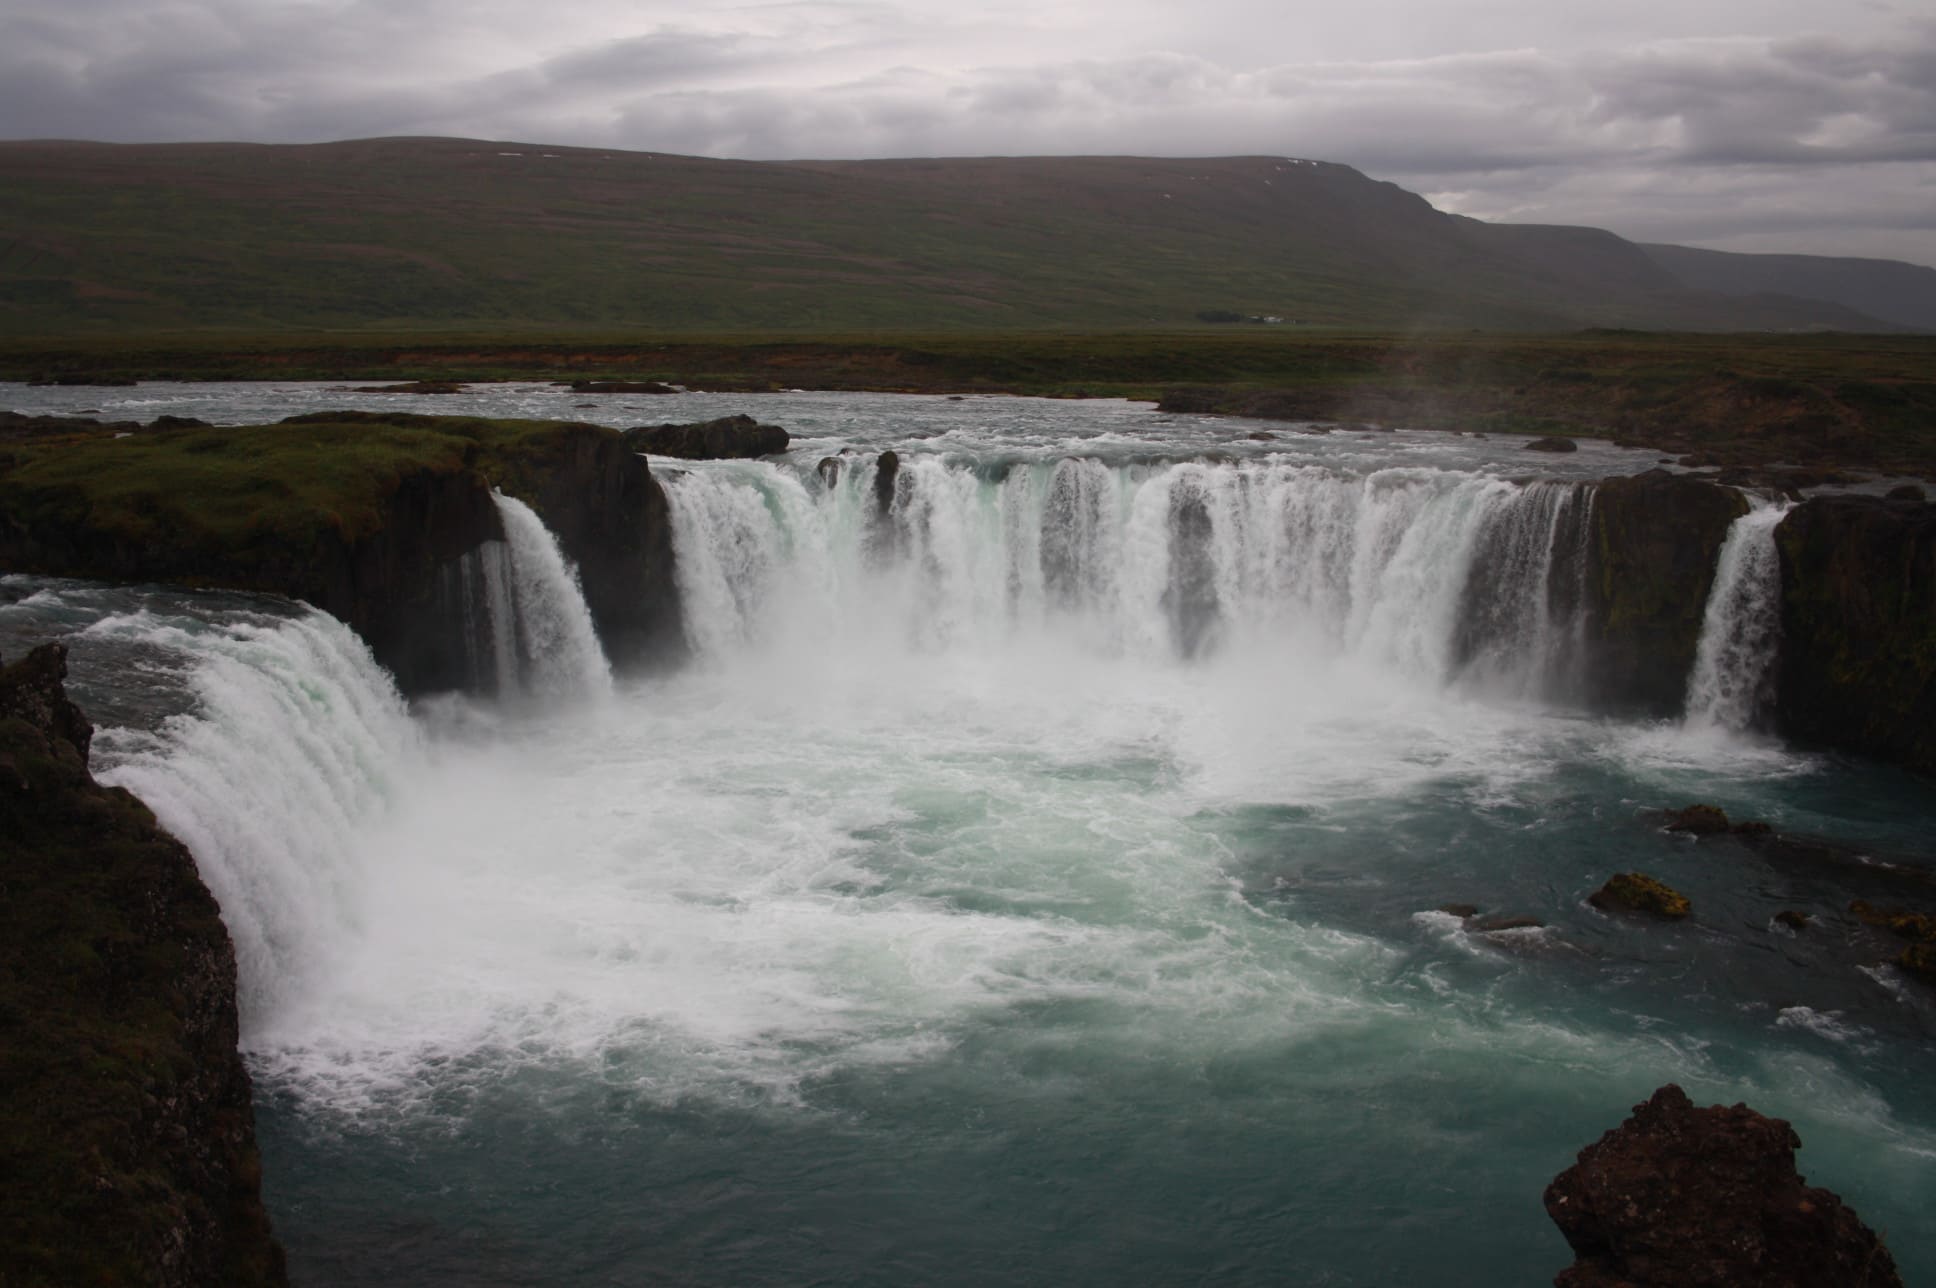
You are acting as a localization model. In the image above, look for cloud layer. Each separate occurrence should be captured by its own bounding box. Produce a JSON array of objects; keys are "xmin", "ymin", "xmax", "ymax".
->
[{"xmin": 2, "ymin": 1, "xmax": 1931, "ymax": 265}]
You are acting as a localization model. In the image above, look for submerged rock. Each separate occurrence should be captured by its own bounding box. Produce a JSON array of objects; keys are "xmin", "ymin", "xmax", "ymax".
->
[
  {"xmin": 1524, "ymin": 435, "xmax": 1579, "ymax": 453},
  {"xmin": 1849, "ymin": 900, "xmax": 1936, "ymax": 980},
  {"xmin": 623, "ymin": 413, "xmax": 789, "ymax": 459},
  {"xmin": 1774, "ymin": 909, "xmax": 1811, "ymax": 931},
  {"xmin": 1546, "ymin": 1084, "xmax": 1900, "ymax": 1287},
  {"xmin": 0, "ymin": 645, "xmax": 287, "ymax": 1285},
  {"xmin": 568, "ymin": 379, "xmax": 676, "ymax": 395},
  {"xmin": 1589, "ymin": 873, "xmax": 1691, "ymax": 920},
  {"xmin": 349, "ymin": 380, "xmax": 467, "ymax": 394},
  {"xmin": 1472, "ymin": 914, "xmax": 1545, "ymax": 933},
  {"xmin": 1662, "ymin": 804, "xmax": 1731, "ymax": 835}
]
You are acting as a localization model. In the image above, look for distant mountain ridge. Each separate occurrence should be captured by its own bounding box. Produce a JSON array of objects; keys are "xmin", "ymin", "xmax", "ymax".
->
[
  {"xmin": 1639, "ymin": 243, "xmax": 1936, "ymax": 332},
  {"xmin": 0, "ymin": 137, "xmax": 1924, "ymax": 334}
]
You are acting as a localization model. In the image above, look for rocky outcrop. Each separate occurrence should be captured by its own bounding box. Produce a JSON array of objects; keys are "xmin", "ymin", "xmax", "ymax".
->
[
  {"xmin": 1525, "ymin": 436, "xmax": 1578, "ymax": 453},
  {"xmin": 1662, "ymin": 804, "xmax": 1731, "ymax": 836},
  {"xmin": 1849, "ymin": 900, "xmax": 1936, "ymax": 982},
  {"xmin": 471, "ymin": 419, "xmax": 685, "ymax": 671},
  {"xmin": 1546, "ymin": 1084, "xmax": 1900, "ymax": 1287},
  {"xmin": 1774, "ymin": 493, "xmax": 1936, "ymax": 775},
  {"xmin": 1578, "ymin": 470, "xmax": 1748, "ymax": 714},
  {"xmin": 0, "ymin": 645, "xmax": 286, "ymax": 1286},
  {"xmin": 874, "ymin": 450, "xmax": 901, "ymax": 516},
  {"xmin": 0, "ymin": 438, "xmax": 505, "ymax": 696},
  {"xmin": 1589, "ymin": 873, "xmax": 1691, "ymax": 920},
  {"xmin": 0, "ymin": 413, "xmax": 687, "ymax": 694},
  {"xmin": 623, "ymin": 413, "xmax": 789, "ymax": 459},
  {"xmin": 566, "ymin": 379, "xmax": 676, "ymax": 395}
]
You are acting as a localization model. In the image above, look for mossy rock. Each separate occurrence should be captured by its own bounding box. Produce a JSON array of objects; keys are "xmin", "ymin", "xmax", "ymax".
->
[
  {"xmin": 1900, "ymin": 942, "xmax": 1936, "ymax": 980},
  {"xmin": 1849, "ymin": 900, "xmax": 1936, "ymax": 942},
  {"xmin": 1590, "ymin": 872, "xmax": 1691, "ymax": 920}
]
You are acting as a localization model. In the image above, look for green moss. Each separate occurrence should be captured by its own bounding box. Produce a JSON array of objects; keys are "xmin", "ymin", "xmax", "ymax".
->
[
  {"xmin": 1591, "ymin": 872, "xmax": 1692, "ymax": 920},
  {"xmin": 0, "ymin": 412, "xmax": 610, "ymax": 561}
]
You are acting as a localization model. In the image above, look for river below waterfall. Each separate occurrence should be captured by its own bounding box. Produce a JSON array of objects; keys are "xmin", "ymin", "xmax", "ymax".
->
[{"xmin": 4, "ymin": 384, "xmax": 1933, "ymax": 1285}]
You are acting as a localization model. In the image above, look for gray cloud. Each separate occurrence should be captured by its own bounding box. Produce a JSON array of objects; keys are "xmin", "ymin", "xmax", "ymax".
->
[{"xmin": 0, "ymin": 1, "xmax": 1930, "ymax": 264}]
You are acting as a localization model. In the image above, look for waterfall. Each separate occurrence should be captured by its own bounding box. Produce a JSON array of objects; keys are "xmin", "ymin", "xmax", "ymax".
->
[
  {"xmin": 485, "ymin": 492, "xmax": 614, "ymax": 700},
  {"xmin": 1684, "ymin": 499, "xmax": 1793, "ymax": 731},
  {"xmin": 89, "ymin": 610, "xmax": 421, "ymax": 1032},
  {"xmin": 1452, "ymin": 482, "xmax": 1592, "ymax": 699},
  {"xmin": 661, "ymin": 452, "xmax": 1597, "ymax": 692}
]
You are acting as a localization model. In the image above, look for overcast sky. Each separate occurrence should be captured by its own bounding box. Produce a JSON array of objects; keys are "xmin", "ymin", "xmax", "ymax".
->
[{"xmin": 4, "ymin": 0, "xmax": 1932, "ymax": 266}]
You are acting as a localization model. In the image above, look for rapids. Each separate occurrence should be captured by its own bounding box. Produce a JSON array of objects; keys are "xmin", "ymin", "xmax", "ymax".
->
[{"xmin": 2, "ymin": 384, "xmax": 1931, "ymax": 1286}]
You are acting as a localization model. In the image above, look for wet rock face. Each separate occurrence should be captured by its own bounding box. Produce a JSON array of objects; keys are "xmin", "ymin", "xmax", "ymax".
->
[
  {"xmin": 1661, "ymin": 804, "xmax": 1733, "ymax": 836},
  {"xmin": 1774, "ymin": 494, "xmax": 1936, "ymax": 776},
  {"xmin": 497, "ymin": 422, "xmax": 685, "ymax": 672},
  {"xmin": 1589, "ymin": 872, "xmax": 1691, "ymax": 920},
  {"xmin": 1578, "ymin": 469, "xmax": 1748, "ymax": 716},
  {"xmin": 1546, "ymin": 1084, "xmax": 1900, "ymax": 1288},
  {"xmin": 623, "ymin": 413, "xmax": 789, "ymax": 459},
  {"xmin": 0, "ymin": 645, "xmax": 287, "ymax": 1286}
]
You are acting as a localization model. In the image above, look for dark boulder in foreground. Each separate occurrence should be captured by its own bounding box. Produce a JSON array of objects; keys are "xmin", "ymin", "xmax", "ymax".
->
[
  {"xmin": 1774, "ymin": 494, "xmax": 1936, "ymax": 776},
  {"xmin": 0, "ymin": 645, "xmax": 286, "ymax": 1286},
  {"xmin": 623, "ymin": 413, "xmax": 789, "ymax": 459},
  {"xmin": 1546, "ymin": 1084, "xmax": 1900, "ymax": 1287}
]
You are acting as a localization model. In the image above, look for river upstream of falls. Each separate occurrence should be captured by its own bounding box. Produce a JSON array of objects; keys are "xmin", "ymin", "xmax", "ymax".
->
[{"xmin": 4, "ymin": 385, "xmax": 1934, "ymax": 1285}]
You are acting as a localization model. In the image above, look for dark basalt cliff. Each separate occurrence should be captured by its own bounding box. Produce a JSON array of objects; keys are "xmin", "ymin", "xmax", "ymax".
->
[
  {"xmin": 1773, "ymin": 493, "xmax": 1936, "ymax": 776},
  {"xmin": 468, "ymin": 416, "xmax": 685, "ymax": 670},
  {"xmin": 0, "ymin": 413, "xmax": 685, "ymax": 695},
  {"xmin": 1547, "ymin": 1084, "xmax": 1899, "ymax": 1287},
  {"xmin": 1577, "ymin": 469, "xmax": 1748, "ymax": 715},
  {"xmin": 0, "ymin": 644, "xmax": 286, "ymax": 1286},
  {"xmin": 623, "ymin": 413, "xmax": 790, "ymax": 460}
]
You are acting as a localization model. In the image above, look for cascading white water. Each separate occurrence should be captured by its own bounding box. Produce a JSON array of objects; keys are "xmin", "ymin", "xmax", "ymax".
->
[
  {"xmin": 88, "ymin": 610, "xmax": 421, "ymax": 1031},
  {"xmin": 485, "ymin": 492, "xmax": 613, "ymax": 700},
  {"xmin": 1684, "ymin": 499, "xmax": 1795, "ymax": 731},
  {"xmin": 14, "ymin": 385, "xmax": 1932, "ymax": 1287},
  {"xmin": 662, "ymin": 453, "xmax": 1590, "ymax": 695}
]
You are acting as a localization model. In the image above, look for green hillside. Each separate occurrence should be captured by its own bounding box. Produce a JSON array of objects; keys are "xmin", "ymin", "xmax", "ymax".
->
[{"xmin": 0, "ymin": 138, "xmax": 1905, "ymax": 334}]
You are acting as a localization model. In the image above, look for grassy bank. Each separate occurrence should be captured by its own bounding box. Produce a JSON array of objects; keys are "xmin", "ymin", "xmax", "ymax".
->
[
  {"xmin": 0, "ymin": 412, "xmax": 613, "ymax": 560},
  {"xmin": 4, "ymin": 328, "xmax": 1935, "ymax": 474}
]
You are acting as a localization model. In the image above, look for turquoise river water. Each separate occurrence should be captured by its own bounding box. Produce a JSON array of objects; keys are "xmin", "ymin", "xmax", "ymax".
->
[{"xmin": 2, "ymin": 383, "xmax": 1931, "ymax": 1285}]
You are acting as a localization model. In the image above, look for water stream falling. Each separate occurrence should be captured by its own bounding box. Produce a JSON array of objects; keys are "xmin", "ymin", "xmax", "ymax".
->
[
  {"xmin": 1684, "ymin": 500, "xmax": 1794, "ymax": 732},
  {"xmin": 4, "ymin": 387, "xmax": 1931, "ymax": 1288},
  {"xmin": 81, "ymin": 607, "xmax": 419, "ymax": 1030},
  {"xmin": 663, "ymin": 455, "xmax": 1595, "ymax": 700},
  {"xmin": 482, "ymin": 491, "xmax": 613, "ymax": 700}
]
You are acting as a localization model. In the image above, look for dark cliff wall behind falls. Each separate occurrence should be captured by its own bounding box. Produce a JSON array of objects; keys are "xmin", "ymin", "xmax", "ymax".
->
[
  {"xmin": 1774, "ymin": 493, "xmax": 1936, "ymax": 776},
  {"xmin": 1576, "ymin": 469, "xmax": 1749, "ymax": 716},
  {"xmin": 0, "ymin": 644, "xmax": 286, "ymax": 1286},
  {"xmin": 476, "ymin": 419, "xmax": 685, "ymax": 672}
]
